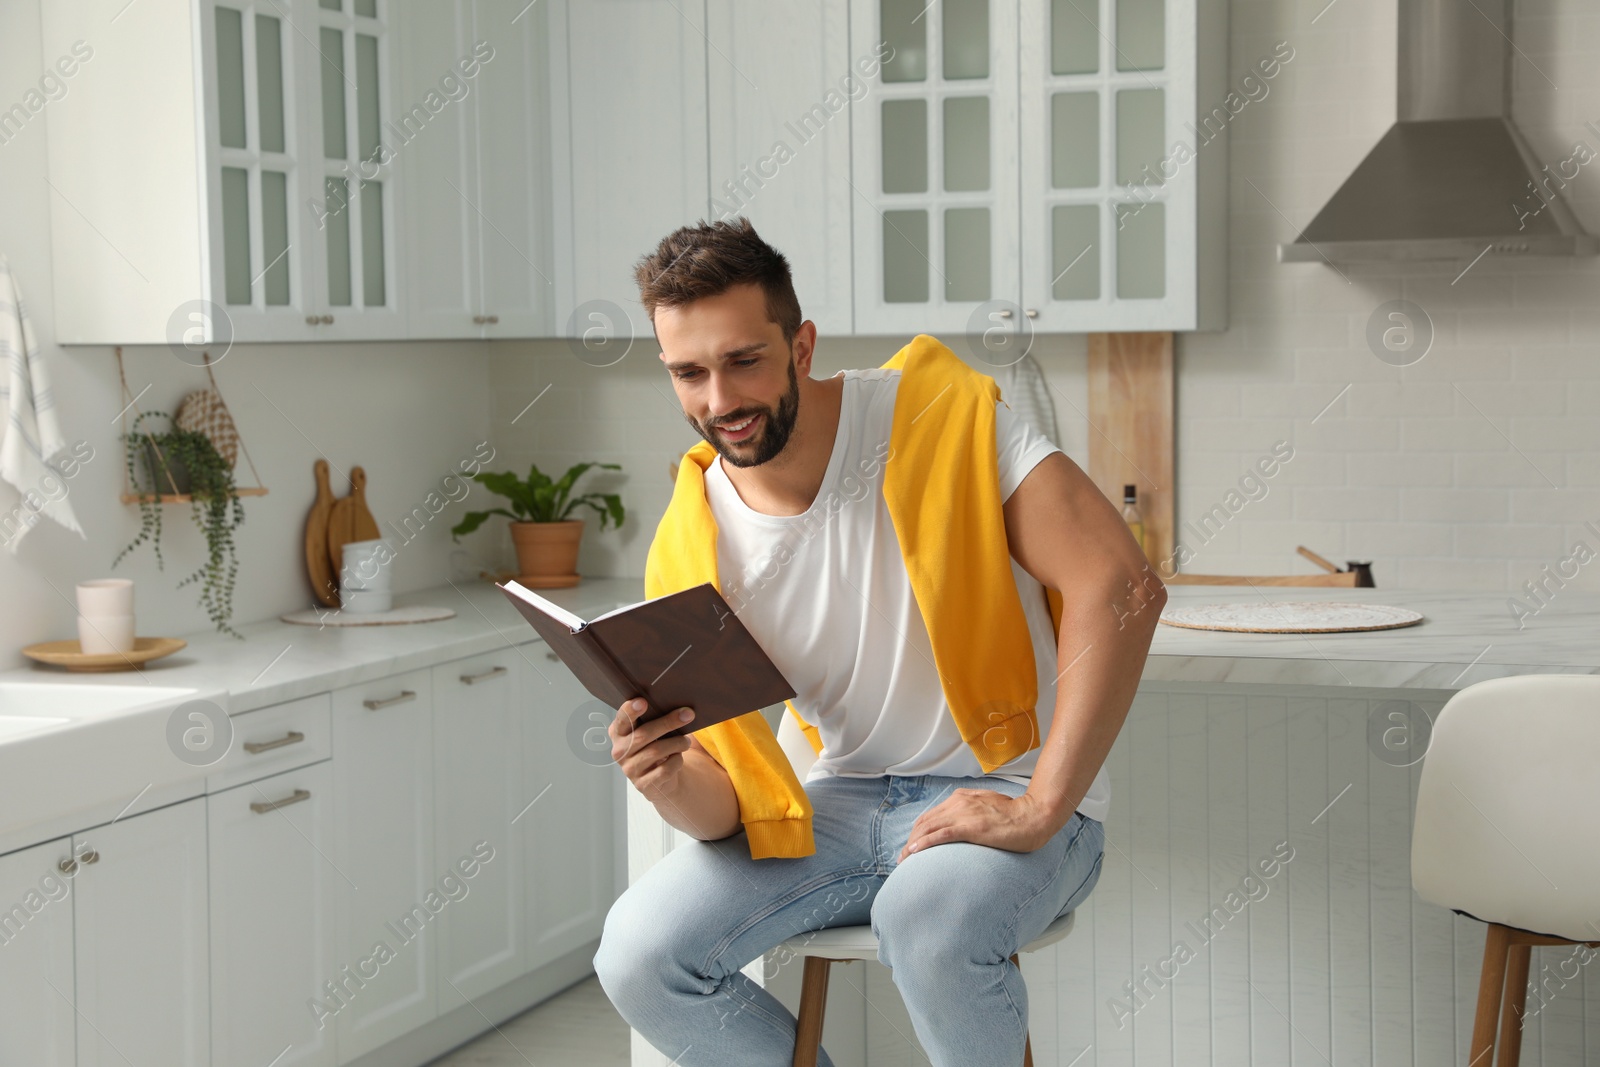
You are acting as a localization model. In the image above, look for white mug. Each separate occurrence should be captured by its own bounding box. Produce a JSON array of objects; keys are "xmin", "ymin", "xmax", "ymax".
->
[
  {"xmin": 77, "ymin": 578, "xmax": 134, "ymax": 618},
  {"xmin": 79, "ymin": 614, "xmax": 136, "ymax": 655},
  {"xmin": 341, "ymin": 539, "xmax": 393, "ymax": 592}
]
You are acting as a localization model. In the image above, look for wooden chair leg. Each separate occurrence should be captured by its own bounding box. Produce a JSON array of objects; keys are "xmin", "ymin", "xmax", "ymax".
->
[
  {"xmin": 1470, "ymin": 924, "xmax": 1513, "ymax": 1067},
  {"xmin": 792, "ymin": 957, "xmax": 832, "ymax": 1067},
  {"xmin": 1497, "ymin": 941, "xmax": 1532, "ymax": 1067},
  {"xmin": 1011, "ymin": 952, "xmax": 1033, "ymax": 1067}
]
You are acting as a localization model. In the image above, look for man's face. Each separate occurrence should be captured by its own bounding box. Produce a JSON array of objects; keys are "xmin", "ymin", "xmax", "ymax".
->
[{"xmin": 656, "ymin": 284, "xmax": 802, "ymax": 469}]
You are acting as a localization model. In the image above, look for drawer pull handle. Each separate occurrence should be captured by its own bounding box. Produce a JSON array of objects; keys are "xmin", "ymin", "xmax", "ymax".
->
[
  {"xmin": 363, "ymin": 690, "xmax": 416, "ymax": 710},
  {"xmin": 58, "ymin": 858, "xmax": 76, "ymax": 875},
  {"xmin": 80, "ymin": 850, "xmax": 99, "ymax": 865},
  {"xmin": 251, "ymin": 789, "xmax": 311, "ymax": 814},
  {"xmin": 460, "ymin": 665, "xmax": 507, "ymax": 685},
  {"xmin": 243, "ymin": 730, "xmax": 306, "ymax": 755}
]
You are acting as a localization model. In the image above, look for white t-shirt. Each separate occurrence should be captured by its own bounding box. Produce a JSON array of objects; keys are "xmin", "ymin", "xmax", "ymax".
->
[{"xmin": 703, "ymin": 367, "xmax": 1111, "ymax": 824}]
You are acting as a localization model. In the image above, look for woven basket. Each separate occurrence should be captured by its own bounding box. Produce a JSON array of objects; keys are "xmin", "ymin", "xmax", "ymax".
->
[{"xmin": 174, "ymin": 388, "xmax": 240, "ymax": 468}]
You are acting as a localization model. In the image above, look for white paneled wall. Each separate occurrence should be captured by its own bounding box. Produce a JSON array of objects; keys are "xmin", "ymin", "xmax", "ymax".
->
[
  {"xmin": 491, "ymin": 0, "xmax": 1600, "ymax": 597},
  {"xmin": 847, "ymin": 687, "xmax": 1600, "ymax": 1066}
]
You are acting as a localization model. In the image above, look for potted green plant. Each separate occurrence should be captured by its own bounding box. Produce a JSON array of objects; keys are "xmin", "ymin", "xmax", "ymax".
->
[
  {"xmin": 116, "ymin": 410, "xmax": 246, "ymax": 637},
  {"xmin": 451, "ymin": 461, "xmax": 625, "ymax": 587}
]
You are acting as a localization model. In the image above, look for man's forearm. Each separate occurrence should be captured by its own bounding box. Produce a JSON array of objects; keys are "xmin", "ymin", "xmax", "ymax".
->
[
  {"xmin": 1025, "ymin": 575, "xmax": 1164, "ymax": 831},
  {"xmin": 649, "ymin": 745, "xmax": 743, "ymax": 841}
]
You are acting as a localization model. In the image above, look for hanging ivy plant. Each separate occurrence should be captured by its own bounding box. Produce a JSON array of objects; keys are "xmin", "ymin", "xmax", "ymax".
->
[{"xmin": 116, "ymin": 410, "xmax": 246, "ymax": 637}]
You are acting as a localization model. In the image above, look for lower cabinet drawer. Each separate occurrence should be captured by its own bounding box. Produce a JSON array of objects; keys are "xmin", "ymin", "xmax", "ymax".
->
[{"xmin": 208, "ymin": 694, "xmax": 332, "ymax": 792}]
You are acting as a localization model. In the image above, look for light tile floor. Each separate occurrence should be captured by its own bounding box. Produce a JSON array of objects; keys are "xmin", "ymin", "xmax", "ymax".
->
[{"xmin": 426, "ymin": 976, "xmax": 630, "ymax": 1066}]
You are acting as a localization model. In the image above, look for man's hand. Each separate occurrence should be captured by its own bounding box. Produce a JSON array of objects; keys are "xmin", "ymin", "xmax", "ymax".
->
[
  {"xmin": 896, "ymin": 787, "xmax": 1062, "ymax": 862},
  {"xmin": 609, "ymin": 697, "xmax": 695, "ymax": 802}
]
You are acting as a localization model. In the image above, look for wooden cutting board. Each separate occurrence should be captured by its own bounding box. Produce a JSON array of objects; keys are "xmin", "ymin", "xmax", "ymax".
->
[
  {"xmin": 304, "ymin": 459, "xmax": 339, "ymax": 607},
  {"xmin": 326, "ymin": 466, "xmax": 381, "ymax": 574}
]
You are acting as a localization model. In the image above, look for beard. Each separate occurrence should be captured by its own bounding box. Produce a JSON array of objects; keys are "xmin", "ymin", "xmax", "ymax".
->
[{"xmin": 689, "ymin": 356, "xmax": 801, "ymax": 469}]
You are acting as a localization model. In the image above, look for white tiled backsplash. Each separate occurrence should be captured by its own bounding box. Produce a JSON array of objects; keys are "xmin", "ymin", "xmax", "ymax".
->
[{"xmin": 491, "ymin": 0, "xmax": 1600, "ymax": 598}]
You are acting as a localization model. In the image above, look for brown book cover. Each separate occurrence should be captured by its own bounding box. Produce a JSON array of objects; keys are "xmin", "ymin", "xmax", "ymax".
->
[{"xmin": 498, "ymin": 581, "xmax": 796, "ymax": 738}]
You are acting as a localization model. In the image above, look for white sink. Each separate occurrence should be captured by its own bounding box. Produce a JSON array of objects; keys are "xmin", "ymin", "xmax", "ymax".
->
[
  {"xmin": 0, "ymin": 681, "xmax": 196, "ymax": 720},
  {"xmin": 0, "ymin": 680, "xmax": 222, "ymax": 845},
  {"xmin": 0, "ymin": 713, "xmax": 69, "ymax": 740}
]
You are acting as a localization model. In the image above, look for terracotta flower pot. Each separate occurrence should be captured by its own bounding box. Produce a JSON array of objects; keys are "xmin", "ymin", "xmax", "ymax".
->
[{"xmin": 509, "ymin": 520, "xmax": 584, "ymax": 588}]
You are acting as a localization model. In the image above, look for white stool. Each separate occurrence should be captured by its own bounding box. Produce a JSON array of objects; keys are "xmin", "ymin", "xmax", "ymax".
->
[
  {"xmin": 1411, "ymin": 675, "xmax": 1600, "ymax": 1067},
  {"xmin": 771, "ymin": 713, "xmax": 1080, "ymax": 1067}
]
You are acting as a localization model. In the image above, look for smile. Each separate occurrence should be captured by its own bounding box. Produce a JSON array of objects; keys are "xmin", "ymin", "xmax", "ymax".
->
[{"xmin": 717, "ymin": 414, "xmax": 760, "ymax": 441}]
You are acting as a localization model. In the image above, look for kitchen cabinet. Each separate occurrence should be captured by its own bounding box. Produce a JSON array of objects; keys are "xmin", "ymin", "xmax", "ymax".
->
[
  {"xmin": 522, "ymin": 645, "xmax": 615, "ymax": 971},
  {"xmin": 42, "ymin": 0, "xmax": 406, "ymax": 346},
  {"xmin": 71, "ymin": 799, "xmax": 211, "ymax": 1067},
  {"xmin": 0, "ymin": 837, "xmax": 76, "ymax": 1067},
  {"xmin": 849, "ymin": 0, "xmax": 1226, "ymax": 336},
  {"xmin": 559, "ymin": 0, "xmax": 710, "ymax": 341},
  {"xmin": 332, "ymin": 670, "xmax": 438, "ymax": 1060},
  {"xmin": 432, "ymin": 652, "xmax": 525, "ymax": 1008},
  {"xmin": 705, "ymin": 0, "xmax": 855, "ymax": 336},
  {"xmin": 209, "ymin": 761, "xmax": 337, "ymax": 1067},
  {"xmin": 399, "ymin": 0, "xmax": 562, "ymax": 340}
]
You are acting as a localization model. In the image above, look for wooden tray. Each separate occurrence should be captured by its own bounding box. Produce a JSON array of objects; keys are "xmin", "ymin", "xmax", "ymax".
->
[
  {"xmin": 1159, "ymin": 602, "xmax": 1424, "ymax": 634},
  {"xmin": 22, "ymin": 637, "xmax": 187, "ymax": 672}
]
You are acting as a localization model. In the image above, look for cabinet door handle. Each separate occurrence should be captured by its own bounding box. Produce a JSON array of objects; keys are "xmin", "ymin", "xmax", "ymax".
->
[
  {"xmin": 486, "ymin": 314, "xmax": 499, "ymax": 325},
  {"xmin": 250, "ymin": 788, "xmax": 312, "ymax": 814},
  {"xmin": 58, "ymin": 858, "xmax": 77, "ymax": 875},
  {"xmin": 996, "ymin": 308, "xmax": 1013, "ymax": 318},
  {"xmin": 320, "ymin": 314, "xmax": 335, "ymax": 325},
  {"xmin": 363, "ymin": 689, "xmax": 416, "ymax": 710},
  {"xmin": 243, "ymin": 730, "xmax": 306, "ymax": 755},
  {"xmin": 1025, "ymin": 308, "xmax": 1039, "ymax": 319},
  {"xmin": 544, "ymin": 651, "xmax": 558, "ymax": 662},
  {"xmin": 473, "ymin": 314, "xmax": 486, "ymax": 324},
  {"xmin": 460, "ymin": 665, "xmax": 507, "ymax": 686},
  {"xmin": 80, "ymin": 850, "xmax": 99, "ymax": 865},
  {"xmin": 305, "ymin": 315, "xmax": 320, "ymax": 325}
]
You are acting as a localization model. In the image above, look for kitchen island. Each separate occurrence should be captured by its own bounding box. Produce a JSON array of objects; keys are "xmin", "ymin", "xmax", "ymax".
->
[{"xmin": 627, "ymin": 584, "xmax": 1600, "ymax": 1067}]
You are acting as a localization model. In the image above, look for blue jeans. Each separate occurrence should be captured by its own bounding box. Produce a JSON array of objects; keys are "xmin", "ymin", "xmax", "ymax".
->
[{"xmin": 593, "ymin": 772, "xmax": 1106, "ymax": 1067}]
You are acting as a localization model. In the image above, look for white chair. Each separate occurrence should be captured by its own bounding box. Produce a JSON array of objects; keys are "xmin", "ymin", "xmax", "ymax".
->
[
  {"xmin": 771, "ymin": 712, "xmax": 1078, "ymax": 1067},
  {"xmin": 1411, "ymin": 675, "xmax": 1600, "ymax": 1067}
]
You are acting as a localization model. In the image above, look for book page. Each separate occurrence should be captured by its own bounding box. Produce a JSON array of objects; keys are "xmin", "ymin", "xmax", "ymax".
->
[{"xmin": 501, "ymin": 580, "xmax": 587, "ymax": 631}]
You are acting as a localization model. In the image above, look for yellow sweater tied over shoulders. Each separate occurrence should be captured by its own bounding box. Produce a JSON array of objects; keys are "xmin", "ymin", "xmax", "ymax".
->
[{"xmin": 643, "ymin": 334, "xmax": 1065, "ymax": 859}]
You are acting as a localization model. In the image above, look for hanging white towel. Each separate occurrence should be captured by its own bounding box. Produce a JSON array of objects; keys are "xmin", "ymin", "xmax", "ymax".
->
[
  {"xmin": 0, "ymin": 255, "xmax": 83, "ymax": 550},
  {"xmin": 993, "ymin": 350, "xmax": 1062, "ymax": 448}
]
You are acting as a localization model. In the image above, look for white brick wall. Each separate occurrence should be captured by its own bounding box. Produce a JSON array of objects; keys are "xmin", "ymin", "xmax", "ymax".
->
[{"xmin": 487, "ymin": 0, "xmax": 1600, "ymax": 596}]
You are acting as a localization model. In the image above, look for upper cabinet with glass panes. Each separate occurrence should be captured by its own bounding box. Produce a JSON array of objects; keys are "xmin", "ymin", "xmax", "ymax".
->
[
  {"xmin": 850, "ymin": 0, "xmax": 1226, "ymax": 336},
  {"xmin": 41, "ymin": 0, "xmax": 404, "ymax": 345},
  {"xmin": 208, "ymin": 0, "xmax": 403, "ymax": 340}
]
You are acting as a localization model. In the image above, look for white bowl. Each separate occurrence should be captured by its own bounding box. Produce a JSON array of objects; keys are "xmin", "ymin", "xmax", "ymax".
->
[
  {"xmin": 341, "ymin": 590, "xmax": 393, "ymax": 614},
  {"xmin": 78, "ymin": 614, "xmax": 136, "ymax": 655}
]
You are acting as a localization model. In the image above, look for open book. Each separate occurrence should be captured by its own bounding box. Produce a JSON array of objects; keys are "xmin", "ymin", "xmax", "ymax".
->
[{"xmin": 498, "ymin": 580, "xmax": 796, "ymax": 738}]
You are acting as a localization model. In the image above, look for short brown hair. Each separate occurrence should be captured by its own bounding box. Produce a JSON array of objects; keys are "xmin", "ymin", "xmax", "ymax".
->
[{"xmin": 634, "ymin": 218, "xmax": 803, "ymax": 345}]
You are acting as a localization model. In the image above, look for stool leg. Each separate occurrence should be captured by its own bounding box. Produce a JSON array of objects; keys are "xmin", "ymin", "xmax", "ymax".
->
[
  {"xmin": 1011, "ymin": 953, "xmax": 1033, "ymax": 1067},
  {"xmin": 1497, "ymin": 941, "xmax": 1532, "ymax": 1067},
  {"xmin": 1470, "ymin": 924, "xmax": 1513, "ymax": 1067},
  {"xmin": 793, "ymin": 957, "xmax": 831, "ymax": 1067}
]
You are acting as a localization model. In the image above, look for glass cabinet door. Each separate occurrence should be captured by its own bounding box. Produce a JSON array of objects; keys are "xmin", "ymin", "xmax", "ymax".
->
[
  {"xmin": 310, "ymin": 0, "xmax": 401, "ymax": 334},
  {"xmin": 1020, "ymin": 0, "xmax": 1201, "ymax": 330},
  {"xmin": 852, "ymin": 0, "xmax": 1019, "ymax": 335},
  {"xmin": 209, "ymin": 1, "xmax": 305, "ymax": 332}
]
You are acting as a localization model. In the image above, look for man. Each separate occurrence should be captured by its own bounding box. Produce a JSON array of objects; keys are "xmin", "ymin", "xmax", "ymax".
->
[{"xmin": 593, "ymin": 219, "xmax": 1163, "ymax": 1066}]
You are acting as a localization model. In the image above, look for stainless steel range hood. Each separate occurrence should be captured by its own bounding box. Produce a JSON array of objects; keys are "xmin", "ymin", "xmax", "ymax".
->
[{"xmin": 1280, "ymin": 0, "xmax": 1597, "ymax": 263}]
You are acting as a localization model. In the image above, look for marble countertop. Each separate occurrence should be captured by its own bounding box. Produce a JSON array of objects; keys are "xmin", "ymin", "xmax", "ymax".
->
[
  {"xmin": 1144, "ymin": 584, "xmax": 1598, "ymax": 692},
  {"xmin": 2, "ymin": 578, "xmax": 643, "ymax": 714},
  {"xmin": 8, "ymin": 578, "xmax": 1593, "ymax": 707}
]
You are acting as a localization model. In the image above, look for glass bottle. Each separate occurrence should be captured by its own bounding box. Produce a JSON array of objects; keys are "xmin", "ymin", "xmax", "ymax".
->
[{"xmin": 1121, "ymin": 484, "xmax": 1146, "ymax": 555}]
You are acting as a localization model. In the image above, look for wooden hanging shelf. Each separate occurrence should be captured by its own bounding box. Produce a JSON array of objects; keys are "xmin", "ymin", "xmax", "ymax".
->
[
  {"xmin": 119, "ymin": 487, "xmax": 271, "ymax": 505},
  {"xmin": 113, "ymin": 346, "xmax": 270, "ymax": 504}
]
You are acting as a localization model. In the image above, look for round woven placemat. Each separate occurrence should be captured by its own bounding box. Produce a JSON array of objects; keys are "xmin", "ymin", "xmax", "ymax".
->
[
  {"xmin": 280, "ymin": 605, "xmax": 456, "ymax": 627},
  {"xmin": 1159, "ymin": 602, "xmax": 1424, "ymax": 634}
]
